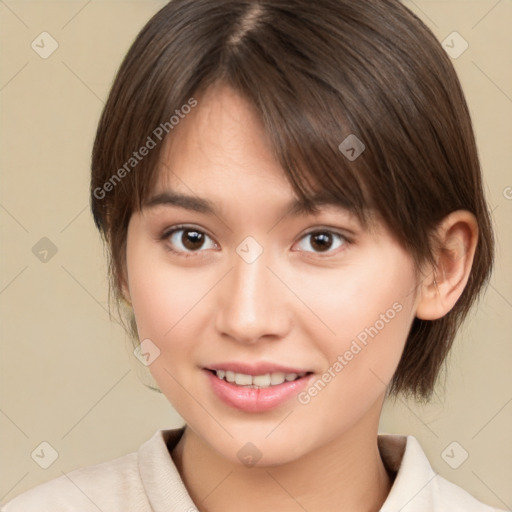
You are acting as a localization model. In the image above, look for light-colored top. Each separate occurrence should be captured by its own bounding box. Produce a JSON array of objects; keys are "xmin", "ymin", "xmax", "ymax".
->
[{"xmin": 1, "ymin": 427, "xmax": 502, "ymax": 511}]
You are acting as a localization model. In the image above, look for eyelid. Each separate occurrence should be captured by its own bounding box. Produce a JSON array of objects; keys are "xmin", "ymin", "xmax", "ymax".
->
[
  {"xmin": 300, "ymin": 225, "xmax": 353, "ymax": 238},
  {"xmin": 161, "ymin": 223, "xmax": 217, "ymax": 242}
]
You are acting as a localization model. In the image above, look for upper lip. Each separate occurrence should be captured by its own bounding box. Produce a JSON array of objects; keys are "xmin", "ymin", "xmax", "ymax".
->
[{"xmin": 205, "ymin": 362, "xmax": 312, "ymax": 375}]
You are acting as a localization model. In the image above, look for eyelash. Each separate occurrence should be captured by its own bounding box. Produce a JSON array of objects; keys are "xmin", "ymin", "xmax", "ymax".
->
[{"xmin": 159, "ymin": 224, "xmax": 352, "ymax": 259}]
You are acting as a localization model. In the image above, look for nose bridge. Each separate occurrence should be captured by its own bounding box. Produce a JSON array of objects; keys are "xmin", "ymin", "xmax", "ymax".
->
[{"xmin": 215, "ymin": 243, "xmax": 289, "ymax": 343}]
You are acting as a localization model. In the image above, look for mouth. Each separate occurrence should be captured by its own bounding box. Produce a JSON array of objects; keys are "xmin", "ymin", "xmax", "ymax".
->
[
  {"xmin": 206, "ymin": 369, "xmax": 311, "ymax": 388},
  {"xmin": 203, "ymin": 365, "xmax": 314, "ymax": 412}
]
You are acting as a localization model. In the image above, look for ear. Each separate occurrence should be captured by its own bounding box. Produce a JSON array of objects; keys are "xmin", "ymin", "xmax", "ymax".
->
[{"xmin": 415, "ymin": 210, "xmax": 479, "ymax": 320}]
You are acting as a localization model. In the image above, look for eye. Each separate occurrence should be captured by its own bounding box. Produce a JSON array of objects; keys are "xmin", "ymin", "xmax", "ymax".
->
[
  {"xmin": 161, "ymin": 226, "xmax": 218, "ymax": 256},
  {"xmin": 294, "ymin": 230, "xmax": 349, "ymax": 254}
]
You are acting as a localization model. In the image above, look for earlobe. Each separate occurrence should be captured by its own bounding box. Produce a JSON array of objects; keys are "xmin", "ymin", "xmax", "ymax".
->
[{"xmin": 415, "ymin": 211, "xmax": 479, "ymax": 321}]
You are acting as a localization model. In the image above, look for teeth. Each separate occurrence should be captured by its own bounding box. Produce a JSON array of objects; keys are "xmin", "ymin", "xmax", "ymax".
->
[
  {"xmin": 270, "ymin": 372, "xmax": 286, "ymax": 385},
  {"xmin": 235, "ymin": 373, "xmax": 252, "ymax": 386},
  {"xmin": 214, "ymin": 370, "xmax": 307, "ymax": 388},
  {"xmin": 253, "ymin": 374, "xmax": 271, "ymax": 387}
]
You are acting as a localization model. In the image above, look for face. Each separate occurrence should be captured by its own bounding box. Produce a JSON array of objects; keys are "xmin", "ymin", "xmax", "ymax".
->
[{"xmin": 124, "ymin": 83, "xmax": 421, "ymax": 465}]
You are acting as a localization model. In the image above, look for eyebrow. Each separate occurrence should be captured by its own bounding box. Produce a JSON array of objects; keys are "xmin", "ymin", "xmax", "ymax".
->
[{"xmin": 143, "ymin": 190, "xmax": 354, "ymax": 217}]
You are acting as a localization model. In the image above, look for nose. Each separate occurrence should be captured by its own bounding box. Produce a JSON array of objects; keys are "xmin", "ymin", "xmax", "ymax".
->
[{"xmin": 214, "ymin": 248, "xmax": 292, "ymax": 344}]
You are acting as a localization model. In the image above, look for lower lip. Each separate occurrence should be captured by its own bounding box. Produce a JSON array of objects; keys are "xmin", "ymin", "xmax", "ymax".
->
[{"xmin": 205, "ymin": 370, "xmax": 313, "ymax": 413}]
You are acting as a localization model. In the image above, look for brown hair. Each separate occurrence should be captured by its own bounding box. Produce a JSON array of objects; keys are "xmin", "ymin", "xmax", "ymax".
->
[{"xmin": 91, "ymin": 0, "xmax": 494, "ymax": 399}]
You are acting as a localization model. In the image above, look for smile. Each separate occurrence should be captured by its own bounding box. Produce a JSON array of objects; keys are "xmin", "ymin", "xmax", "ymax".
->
[
  {"xmin": 204, "ymin": 366, "xmax": 314, "ymax": 412},
  {"xmin": 212, "ymin": 369, "xmax": 308, "ymax": 388}
]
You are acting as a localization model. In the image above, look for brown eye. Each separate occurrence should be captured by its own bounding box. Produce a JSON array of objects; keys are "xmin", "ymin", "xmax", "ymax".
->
[
  {"xmin": 164, "ymin": 226, "xmax": 217, "ymax": 255},
  {"xmin": 310, "ymin": 232, "xmax": 333, "ymax": 252},
  {"xmin": 181, "ymin": 229, "xmax": 205, "ymax": 250},
  {"xmin": 295, "ymin": 230, "xmax": 347, "ymax": 254}
]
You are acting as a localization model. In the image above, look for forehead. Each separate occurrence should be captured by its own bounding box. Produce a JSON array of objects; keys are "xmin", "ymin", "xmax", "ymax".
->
[
  {"xmin": 147, "ymin": 86, "xmax": 359, "ymax": 221},
  {"xmin": 141, "ymin": 83, "xmax": 378, "ymax": 236},
  {"xmin": 154, "ymin": 84, "xmax": 286, "ymax": 188}
]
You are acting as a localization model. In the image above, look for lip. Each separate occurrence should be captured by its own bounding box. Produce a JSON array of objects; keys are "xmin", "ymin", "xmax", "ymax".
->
[
  {"xmin": 204, "ymin": 367, "xmax": 314, "ymax": 413},
  {"xmin": 205, "ymin": 362, "xmax": 311, "ymax": 375}
]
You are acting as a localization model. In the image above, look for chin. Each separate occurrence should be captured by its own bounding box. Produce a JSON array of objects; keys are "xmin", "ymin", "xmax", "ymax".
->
[{"xmin": 206, "ymin": 424, "xmax": 316, "ymax": 468}]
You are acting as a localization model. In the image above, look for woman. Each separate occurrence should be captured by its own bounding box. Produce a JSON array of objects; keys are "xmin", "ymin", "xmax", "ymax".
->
[{"xmin": 2, "ymin": 0, "xmax": 502, "ymax": 510}]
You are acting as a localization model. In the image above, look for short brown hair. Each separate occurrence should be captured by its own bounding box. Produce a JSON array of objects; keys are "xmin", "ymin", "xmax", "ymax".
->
[{"xmin": 91, "ymin": 0, "xmax": 494, "ymax": 399}]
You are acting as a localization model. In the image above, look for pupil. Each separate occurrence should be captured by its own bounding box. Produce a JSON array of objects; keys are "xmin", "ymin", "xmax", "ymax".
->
[
  {"xmin": 182, "ymin": 230, "xmax": 204, "ymax": 250},
  {"xmin": 312, "ymin": 233, "xmax": 332, "ymax": 252}
]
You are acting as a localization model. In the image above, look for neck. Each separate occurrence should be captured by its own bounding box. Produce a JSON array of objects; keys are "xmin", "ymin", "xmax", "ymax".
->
[{"xmin": 171, "ymin": 398, "xmax": 392, "ymax": 512}]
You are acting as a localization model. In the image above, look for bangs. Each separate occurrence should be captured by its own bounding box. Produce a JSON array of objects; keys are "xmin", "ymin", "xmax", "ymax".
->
[
  {"xmin": 131, "ymin": 5, "xmax": 383, "ymax": 231},
  {"xmin": 215, "ymin": 73, "xmax": 374, "ymax": 228}
]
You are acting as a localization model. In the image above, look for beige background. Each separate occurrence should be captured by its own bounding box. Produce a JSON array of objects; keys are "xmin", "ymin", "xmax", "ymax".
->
[{"xmin": 0, "ymin": 0, "xmax": 511, "ymax": 508}]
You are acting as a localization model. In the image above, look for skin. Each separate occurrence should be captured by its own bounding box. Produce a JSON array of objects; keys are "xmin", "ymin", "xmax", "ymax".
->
[{"xmin": 122, "ymin": 83, "xmax": 478, "ymax": 512}]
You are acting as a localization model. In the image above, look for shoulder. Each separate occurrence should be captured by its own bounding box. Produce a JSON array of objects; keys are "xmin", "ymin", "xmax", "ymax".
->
[
  {"xmin": 379, "ymin": 434, "xmax": 504, "ymax": 512},
  {"xmin": 0, "ymin": 428, "xmax": 188, "ymax": 512},
  {"xmin": 430, "ymin": 471, "xmax": 502, "ymax": 512},
  {"xmin": 0, "ymin": 451, "xmax": 150, "ymax": 512}
]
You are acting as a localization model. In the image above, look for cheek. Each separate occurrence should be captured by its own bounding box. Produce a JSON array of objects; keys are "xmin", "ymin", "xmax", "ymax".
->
[
  {"xmin": 126, "ymin": 239, "xmax": 208, "ymax": 340},
  {"xmin": 126, "ymin": 262, "xmax": 196, "ymax": 404},
  {"xmin": 127, "ymin": 261, "xmax": 169, "ymax": 341},
  {"xmin": 292, "ymin": 251, "xmax": 416, "ymax": 410},
  {"xmin": 125, "ymin": 244, "xmax": 219, "ymax": 389}
]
